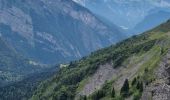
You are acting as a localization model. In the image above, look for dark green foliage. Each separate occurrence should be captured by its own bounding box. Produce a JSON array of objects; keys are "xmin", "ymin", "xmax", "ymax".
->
[
  {"xmin": 79, "ymin": 95, "xmax": 87, "ymax": 100},
  {"xmin": 91, "ymin": 90, "xmax": 105, "ymax": 100},
  {"xmin": 144, "ymin": 68, "xmax": 149, "ymax": 73},
  {"xmin": 0, "ymin": 70, "xmax": 55, "ymax": 100},
  {"xmin": 133, "ymin": 91, "xmax": 142, "ymax": 100},
  {"xmin": 132, "ymin": 77, "xmax": 137, "ymax": 86},
  {"xmin": 131, "ymin": 76, "xmax": 145, "ymax": 100},
  {"xmin": 120, "ymin": 79, "xmax": 130, "ymax": 97},
  {"xmin": 136, "ymin": 82, "xmax": 143, "ymax": 92},
  {"xmin": 111, "ymin": 86, "xmax": 115, "ymax": 97}
]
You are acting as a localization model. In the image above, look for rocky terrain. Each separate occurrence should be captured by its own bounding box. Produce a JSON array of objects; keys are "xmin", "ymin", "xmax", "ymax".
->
[
  {"xmin": 141, "ymin": 50, "xmax": 170, "ymax": 100},
  {"xmin": 78, "ymin": 62, "xmax": 117, "ymax": 96}
]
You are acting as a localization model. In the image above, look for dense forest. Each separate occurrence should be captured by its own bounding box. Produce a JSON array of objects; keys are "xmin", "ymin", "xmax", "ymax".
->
[{"xmin": 0, "ymin": 67, "xmax": 57, "ymax": 100}]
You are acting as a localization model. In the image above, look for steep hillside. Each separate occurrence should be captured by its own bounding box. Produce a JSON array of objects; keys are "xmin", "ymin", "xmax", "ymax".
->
[
  {"xmin": 0, "ymin": 0, "xmax": 124, "ymax": 64},
  {"xmin": 0, "ymin": 37, "xmax": 49, "ymax": 87},
  {"xmin": 31, "ymin": 20, "xmax": 170, "ymax": 100},
  {"xmin": 141, "ymin": 50, "xmax": 170, "ymax": 100}
]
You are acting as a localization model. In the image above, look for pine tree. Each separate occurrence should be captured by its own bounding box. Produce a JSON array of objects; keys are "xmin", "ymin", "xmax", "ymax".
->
[
  {"xmin": 120, "ymin": 79, "xmax": 129, "ymax": 97},
  {"xmin": 92, "ymin": 90, "xmax": 105, "ymax": 100},
  {"xmin": 136, "ymin": 82, "xmax": 143, "ymax": 92},
  {"xmin": 83, "ymin": 95, "xmax": 87, "ymax": 100},
  {"xmin": 111, "ymin": 86, "xmax": 115, "ymax": 97},
  {"xmin": 79, "ymin": 95, "xmax": 87, "ymax": 100},
  {"xmin": 140, "ymin": 82, "xmax": 143, "ymax": 92},
  {"xmin": 131, "ymin": 77, "xmax": 137, "ymax": 86}
]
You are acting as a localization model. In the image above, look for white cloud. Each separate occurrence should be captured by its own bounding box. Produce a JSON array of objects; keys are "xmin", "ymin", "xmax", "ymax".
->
[
  {"xmin": 109, "ymin": 0, "xmax": 170, "ymax": 7},
  {"xmin": 152, "ymin": 0, "xmax": 170, "ymax": 7}
]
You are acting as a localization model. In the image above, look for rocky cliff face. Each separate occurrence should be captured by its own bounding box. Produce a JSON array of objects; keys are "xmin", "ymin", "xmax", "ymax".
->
[{"xmin": 0, "ymin": 0, "xmax": 124, "ymax": 64}]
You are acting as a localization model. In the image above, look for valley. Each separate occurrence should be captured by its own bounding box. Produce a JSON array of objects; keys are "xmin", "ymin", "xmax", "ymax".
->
[{"xmin": 0, "ymin": 0, "xmax": 170, "ymax": 100}]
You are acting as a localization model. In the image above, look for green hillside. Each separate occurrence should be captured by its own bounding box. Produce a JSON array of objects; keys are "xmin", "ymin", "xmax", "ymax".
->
[{"xmin": 31, "ymin": 20, "xmax": 170, "ymax": 100}]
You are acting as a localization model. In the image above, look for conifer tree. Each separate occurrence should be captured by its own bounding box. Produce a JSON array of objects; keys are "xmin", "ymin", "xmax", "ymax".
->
[
  {"xmin": 136, "ymin": 82, "xmax": 143, "ymax": 92},
  {"xmin": 131, "ymin": 77, "xmax": 137, "ymax": 86},
  {"xmin": 111, "ymin": 86, "xmax": 115, "ymax": 97},
  {"xmin": 120, "ymin": 79, "xmax": 129, "ymax": 97}
]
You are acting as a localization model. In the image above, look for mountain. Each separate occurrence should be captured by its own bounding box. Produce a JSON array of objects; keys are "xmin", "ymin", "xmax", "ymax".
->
[
  {"xmin": 0, "ymin": 37, "xmax": 49, "ymax": 87},
  {"xmin": 73, "ymin": 0, "xmax": 170, "ymax": 33},
  {"xmin": 133, "ymin": 10, "xmax": 170, "ymax": 34},
  {"xmin": 0, "ymin": 0, "xmax": 124, "ymax": 64},
  {"xmin": 30, "ymin": 20, "xmax": 170, "ymax": 100}
]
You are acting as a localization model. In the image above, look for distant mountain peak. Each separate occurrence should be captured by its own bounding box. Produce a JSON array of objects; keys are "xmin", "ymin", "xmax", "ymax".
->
[{"xmin": 72, "ymin": 0, "xmax": 170, "ymax": 31}]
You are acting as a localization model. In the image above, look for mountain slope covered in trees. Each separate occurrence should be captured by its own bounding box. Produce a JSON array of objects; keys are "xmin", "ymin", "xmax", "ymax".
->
[
  {"xmin": 30, "ymin": 20, "xmax": 170, "ymax": 100},
  {"xmin": 0, "ymin": 37, "xmax": 49, "ymax": 87}
]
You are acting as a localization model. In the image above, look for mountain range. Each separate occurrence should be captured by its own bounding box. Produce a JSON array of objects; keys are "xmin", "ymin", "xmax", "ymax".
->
[
  {"xmin": 73, "ymin": 0, "xmax": 170, "ymax": 34},
  {"xmin": 0, "ymin": 0, "xmax": 170, "ymax": 100},
  {"xmin": 0, "ymin": 0, "xmax": 125, "ymax": 65}
]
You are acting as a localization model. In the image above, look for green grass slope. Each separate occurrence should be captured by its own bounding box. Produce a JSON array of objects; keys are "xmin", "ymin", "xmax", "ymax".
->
[{"xmin": 31, "ymin": 20, "xmax": 170, "ymax": 100}]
